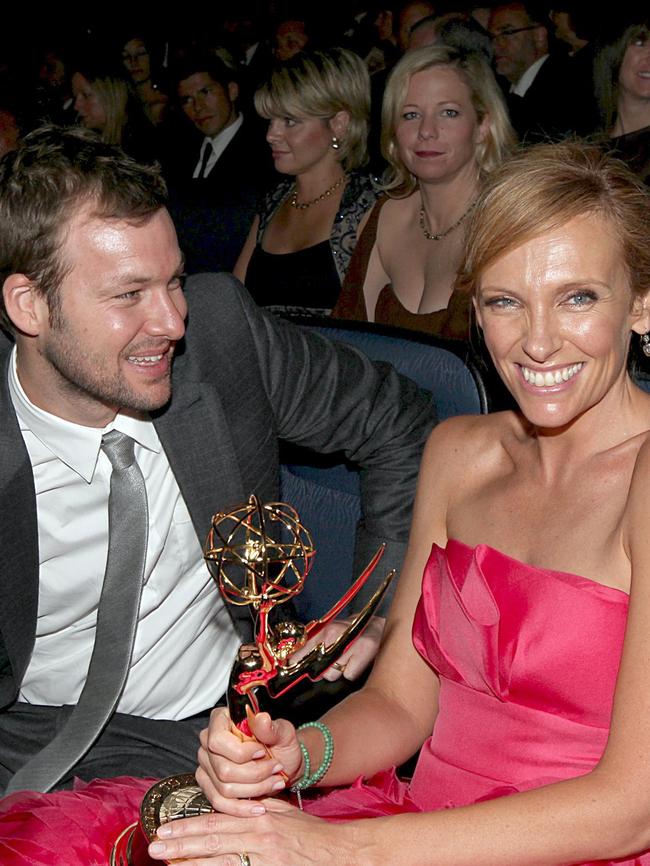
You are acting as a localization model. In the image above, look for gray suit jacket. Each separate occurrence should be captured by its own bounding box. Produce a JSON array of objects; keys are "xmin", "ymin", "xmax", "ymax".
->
[{"xmin": 0, "ymin": 273, "xmax": 436, "ymax": 711}]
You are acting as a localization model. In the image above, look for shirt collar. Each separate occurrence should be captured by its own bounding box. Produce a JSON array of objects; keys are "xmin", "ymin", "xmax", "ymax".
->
[
  {"xmin": 511, "ymin": 54, "xmax": 548, "ymax": 97},
  {"xmin": 205, "ymin": 111, "xmax": 243, "ymax": 146},
  {"xmin": 8, "ymin": 346, "xmax": 161, "ymax": 483}
]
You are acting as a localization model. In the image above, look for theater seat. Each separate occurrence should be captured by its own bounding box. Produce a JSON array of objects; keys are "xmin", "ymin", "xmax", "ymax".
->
[{"xmin": 279, "ymin": 318, "xmax": 489, "ymax": 620}]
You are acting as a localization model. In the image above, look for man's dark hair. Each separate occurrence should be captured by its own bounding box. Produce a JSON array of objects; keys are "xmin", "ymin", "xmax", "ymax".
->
[
  {"xmin": 171, "ymin": 51, "xmax": 239, "ymax": 91},
  {"xmin": 0, "ymin": 124, "xmax": 167, "ymax": 333}
]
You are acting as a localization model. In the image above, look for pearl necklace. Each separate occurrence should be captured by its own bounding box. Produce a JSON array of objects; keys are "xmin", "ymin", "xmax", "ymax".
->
[
  {"xmin": 419, "ymin": 198, "xmax": 478, "ymax": 240},
  {"xmin": 289, "ymin": 175, "xmax": 346, "ymax": 210}
]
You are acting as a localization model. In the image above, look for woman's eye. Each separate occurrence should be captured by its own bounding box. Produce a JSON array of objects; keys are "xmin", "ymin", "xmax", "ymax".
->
[
  {"xmin": 402, "ymin": 111, "xmax": 420, "ymax": 120},
  {"xmin": 284, "ymin": 117, "xmax": 298, "ymax": 127},
  {"xmin": 565, "ymin": 291, "xmax": 598, "ymax": 307},
  {"xmin": 441, "ymin": 108, "xmax": 459, "ymax": 118},
  {"xmin": 483, "ymin": 296, "xmax": 518, "ymax": 309}
]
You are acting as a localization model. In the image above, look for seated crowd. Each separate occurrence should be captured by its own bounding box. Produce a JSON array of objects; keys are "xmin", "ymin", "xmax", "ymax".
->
[
  {"xmin": 3, "ymin": 2, "xmax": 650, "ymax": 338},
  {"xmin": 2, "ymin": 4, "xmax": 650, "ymax": 866}
]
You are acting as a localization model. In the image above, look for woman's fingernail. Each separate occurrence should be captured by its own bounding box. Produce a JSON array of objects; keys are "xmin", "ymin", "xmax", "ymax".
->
[
  {"xmin": 149, "ymin": 842, "xmax": 166, "ymax": 854},
  {"xmin": 272, "ymin": 763, "xmax": 284, "ymax": 774},
  {"xmin": 252, "ymin": 749, "xmax": 266, "ymax": 759},
  {"xmin": 251, "ymin": 804, "xmax": 266, "ymax": 815},
  {"xmin": 157, "ymin": 825, "xmax": 173, "ymax": 837},
  {"xmin": 272, "ymin": 779, "xmax": 286, "ymax": 791}
]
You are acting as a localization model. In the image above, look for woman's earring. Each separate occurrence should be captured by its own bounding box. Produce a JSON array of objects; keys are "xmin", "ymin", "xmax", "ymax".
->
[
  {"xmin": 642, "ymin": 333, "xmax": 650, "ymax": 358},
  {"xmin": 331, "ymin": 136, "xmax": 340, "ymax": 150}
]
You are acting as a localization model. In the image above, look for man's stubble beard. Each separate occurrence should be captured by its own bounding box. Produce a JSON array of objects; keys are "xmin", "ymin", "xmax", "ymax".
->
[{"xmin": 40, "ymin": 319, "xmax": 174, "ymax": 417}]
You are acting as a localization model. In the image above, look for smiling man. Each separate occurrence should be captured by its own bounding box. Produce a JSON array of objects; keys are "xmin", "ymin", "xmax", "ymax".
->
[{"xmin": 0, "ymin": 126, "xmax": 435, "ymax": 794}]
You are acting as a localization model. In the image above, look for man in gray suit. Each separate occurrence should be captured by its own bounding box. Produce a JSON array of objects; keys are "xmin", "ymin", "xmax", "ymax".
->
[{"xmin": 0, "ymin": 126, "xmax": 435, "ymax": 792}]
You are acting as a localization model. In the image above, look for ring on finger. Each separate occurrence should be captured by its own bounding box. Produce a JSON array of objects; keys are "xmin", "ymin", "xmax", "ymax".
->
[
  {"xmin": 331, "ymin": 661, "xmax": 347, "ymax": 673},
  {"xmin": 239, "ymin": 853, "xmax": 251, "ymax": 866}
]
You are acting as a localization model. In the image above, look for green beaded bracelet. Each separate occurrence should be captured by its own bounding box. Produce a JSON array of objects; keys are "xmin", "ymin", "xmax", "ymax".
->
[{"xmin": 290, "ymin": 721, "xmax": 334, "ymax": 809}]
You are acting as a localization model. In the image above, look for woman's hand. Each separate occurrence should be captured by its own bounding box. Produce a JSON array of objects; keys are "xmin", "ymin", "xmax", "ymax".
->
[
  {"xmin": 291, "ymin": 616, "xmax": 386, "ymax": 682},
  {"xmin": 148, "ymin": 799, "xmax": 369, "ymax": 866},
  {"xmin": 196, "ymin": 709, "xmax": 304, "ymax": 816}
]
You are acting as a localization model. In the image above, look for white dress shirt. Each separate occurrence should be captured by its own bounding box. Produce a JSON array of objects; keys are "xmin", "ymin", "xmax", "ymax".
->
[
  {"xmin": 511, "ymin": 54, "xmax": 549, "ymax": 97},
  {"xmin": 10, "ymin": 349, "xmax": 240, "ymax": 720},
  {"xmin": 193, "ymin": 113, "xmax": 244, "ymax": 179}
]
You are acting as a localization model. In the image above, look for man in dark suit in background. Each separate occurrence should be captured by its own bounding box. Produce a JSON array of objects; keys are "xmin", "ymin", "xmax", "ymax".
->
[
  {"xmin": 162, "ymin": 53, "xmax": 274, "ymax": 274},
  {"xmin": 0, "ymin": 126, "xmax": 435, "ymax": 794},
  {"xmin": 488, "ymin": 1, "xmax": 575, "ymax": 142}
]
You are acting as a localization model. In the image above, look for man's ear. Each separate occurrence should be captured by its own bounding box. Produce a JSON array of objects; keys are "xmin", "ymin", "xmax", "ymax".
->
[
  {"xmin": 227, "ymin": 81, "xmax": 239, "ymax": 104},
  {"xmin": 3, "ymin": 274, "xmax": 48, "ymax": 336}
]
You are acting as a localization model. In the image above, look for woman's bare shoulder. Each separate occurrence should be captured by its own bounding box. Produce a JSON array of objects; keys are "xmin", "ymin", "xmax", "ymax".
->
[
  {"xmin": 424, "ymin": 410, "xmax": 521, "ymax": 455},
  {"xmin": 418, "ymin": 411, "xmax": 521, "ymax": 496},
  {"xmin": 376, "ymin": 193, "xmax": 417, "ymax": 230}
]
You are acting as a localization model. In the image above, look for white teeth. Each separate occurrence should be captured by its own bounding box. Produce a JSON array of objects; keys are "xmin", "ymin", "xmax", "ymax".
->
[
  {"xmin": 128, "ymin": 354, "xmax": 163, "ymax": 365},
  {"xmin": 521, "ymin": 363, "xmax": 583, "ymax": 387}
]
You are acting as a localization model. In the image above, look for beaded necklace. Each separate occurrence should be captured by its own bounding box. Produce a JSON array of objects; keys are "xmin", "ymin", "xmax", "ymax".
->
[
  {"xmin": 419, "ymin": 198, "xmax": 478, "ymax": 240},
  {"xmin": 289, "ymin": 175, "xmax": 347, "ymax": 210}
]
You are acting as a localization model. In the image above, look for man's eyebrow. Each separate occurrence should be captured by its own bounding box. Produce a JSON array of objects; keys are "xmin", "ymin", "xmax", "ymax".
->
[{"xmin": 112, "ymin": 259, "xmax": 186, "ymax": 286}]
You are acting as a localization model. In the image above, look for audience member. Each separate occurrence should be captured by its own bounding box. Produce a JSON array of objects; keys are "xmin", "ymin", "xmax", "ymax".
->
[
  {"xmin": 334, "ymin": 46, "xmax": 515, "ymax": 339},
  {"xmin": 162, "ymin": 51, "xmax": 273, "ymax": 273},
  {"xmin": 70, "ymin": 50, "xmax": 158, "ymax": 162},
  {"xmin": 219, "ymin": 1, "xmax": 274, "ymax": 112},
  {"xmin": 594, "ymin": 14, "xmax": 650, "ymax": 185},
  {"xmin": 488, "ymin": 0, "xmax": 575, "ymax": 141},
  {"xmin": 353, "ymin": 3, "xmax": 401, "ymax": 74},
  {"xmin": 31, "ymin": 41, "xmax": 75, "ymax": 126},
  {"xmin": 0, "ymin": 125, "xmax": 435, "ymax": 796},
  {"xmin": 234, "ymin": 47, "xmax": 379, "ymax": 316},
  {"xmin": 547, "ymin": 1, "xmax": 601, "ymax": 135},
  {"xmin": 272, "ymin": 16, "xmax": 311, "ymax": 63},
  {"xmin": 397, "ymin": 0, "xmax": 437, "ymax": 52},
  {"xmin": 409, "ymin": 12, "xmax": 494, "ymax": 63},
  {"xmin": 120, "ymin": 31, "xmax": 170, "ymax": 127}
]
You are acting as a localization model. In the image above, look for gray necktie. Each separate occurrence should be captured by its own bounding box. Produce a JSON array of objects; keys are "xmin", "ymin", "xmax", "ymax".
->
[{"xmin": 7, "ymin": 431, "xmax": 149, "ymax": 793}]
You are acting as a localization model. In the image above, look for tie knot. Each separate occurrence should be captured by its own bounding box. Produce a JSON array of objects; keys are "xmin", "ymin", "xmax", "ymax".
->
[{"xmin": 101, "ymin": 430, "xmax": 136, "ymax": 471}]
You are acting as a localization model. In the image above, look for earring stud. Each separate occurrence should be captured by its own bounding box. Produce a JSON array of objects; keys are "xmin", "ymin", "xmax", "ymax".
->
[{"xmin": 641, "ymin": 333, "xmax": 650, "ymax": 358}]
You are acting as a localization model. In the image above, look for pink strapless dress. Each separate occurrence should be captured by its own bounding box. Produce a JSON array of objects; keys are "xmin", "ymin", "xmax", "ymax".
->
[{"xmin": 1, "ymin": 541, "xmax": 646, "ymax": 865}]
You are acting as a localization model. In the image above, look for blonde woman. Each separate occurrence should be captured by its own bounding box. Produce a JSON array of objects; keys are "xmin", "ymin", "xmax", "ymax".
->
[
  {"xmin": 333, "ymin": 45, "xmax": 515, "ymax": 339},
  {"xmin": 72, "ymin": 52, "xmax": 157, "ymax": 162},
  {"xmin": 234, "ymin": 47, "xmax": 379, "ymax": 316}
]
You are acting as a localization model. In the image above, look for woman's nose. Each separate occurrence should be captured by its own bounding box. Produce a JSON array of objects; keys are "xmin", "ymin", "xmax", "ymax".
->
[
  {"xmin": 521, "ymin": 309, "xmax": 562, "ymax": 362},
  {"xmin": 417, "ymin": 117, "xmax": 439, "ymax": 140},
  {"xmin": 266, "ymin": 120, "xmax": 281, "ymax": 142}
]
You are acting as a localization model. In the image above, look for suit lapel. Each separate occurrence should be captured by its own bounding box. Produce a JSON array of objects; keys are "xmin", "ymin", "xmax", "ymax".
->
[
  {"xmin": 0, "ymin": 349, "xmax": 39, "ymax": 695},
  {"xmin": 153, "ymin": 375, "xmax": 246, "ymax": 547}
]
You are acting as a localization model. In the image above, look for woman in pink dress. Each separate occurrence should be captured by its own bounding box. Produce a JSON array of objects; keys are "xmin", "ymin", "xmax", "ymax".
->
[{"xmin": 144, "ymin": 141, "xmax": 650, "ymax": 866}]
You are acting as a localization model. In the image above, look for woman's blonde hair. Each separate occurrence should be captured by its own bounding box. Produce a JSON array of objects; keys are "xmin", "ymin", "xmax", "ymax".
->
[
  {"xmin": 87, "ymin": 75, "xmax": 129, "ymax": 145},
  {"xmin": 255, "ymin": 47, "xmax": 370, "ymax": 172},
  {"xmin": 455, "ymin": 141, "xmax": 650, "ymax": 300},
  {"xmin": 381, "ymin": 45, "xmax": 515, "ymax": 197}
]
